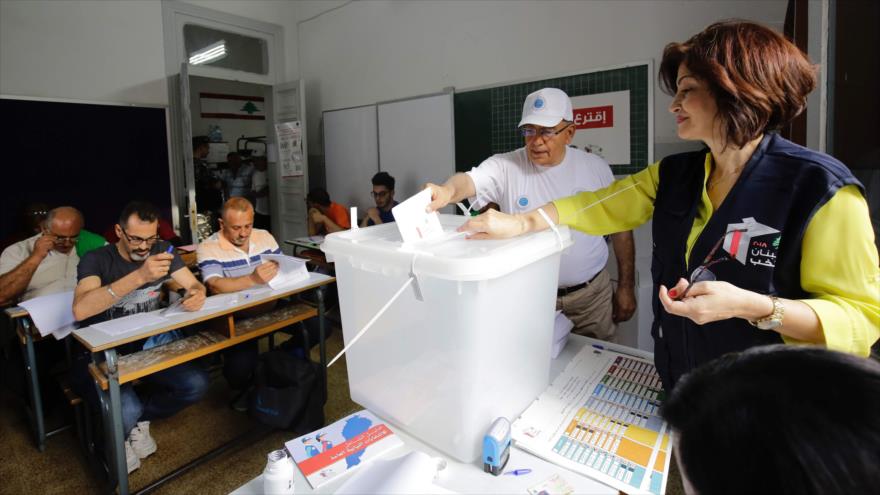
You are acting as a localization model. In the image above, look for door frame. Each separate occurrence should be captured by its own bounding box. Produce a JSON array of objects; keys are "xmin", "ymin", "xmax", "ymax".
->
[{"xmin": 161, "ymin": 1, "xmax": 287, "ymax": 242}]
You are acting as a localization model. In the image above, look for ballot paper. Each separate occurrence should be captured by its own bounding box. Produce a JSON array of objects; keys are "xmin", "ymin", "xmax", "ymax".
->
[
  {"xmin": 261, "ymin": 254, "xmax": 309, "ymax": 289},
  {"xmin": 18, "ymin": 290, "xmax": 76, "ymax": 339},
  {"xmin": 392, "ymin": 189, "xmax": 444, "ymax": 244},
  {"xmin": 92, "ymin": 312, "xmax": 167, "ymax": 336}
]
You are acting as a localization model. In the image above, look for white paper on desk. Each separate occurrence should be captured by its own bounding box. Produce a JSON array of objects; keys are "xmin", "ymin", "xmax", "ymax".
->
[
  {"xmin": 392, "ymin": 189, "xmax": 444, "ymax": 245},
  {"xmin": 335, "ymin": 451, "xmax": 455, "ymax": 495},
  {"xmin": 92, "ymin": 312, "xmax": 166, "ymax": 336},
  {"xmin": 261, "ymin": 254, "xmax": 309, "ymax": 289},
  {"xmin": 19, "ymin": 291, "xmax": 76, "ymax": 339},
  {"xmin": 161, "ymin": 293, "xmax": 238, "ymax": 317}
]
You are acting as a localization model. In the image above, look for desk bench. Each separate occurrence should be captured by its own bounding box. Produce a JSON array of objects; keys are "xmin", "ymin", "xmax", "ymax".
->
[{"xmin": 87, "ymin": 302, "xmax": 317, "ymax": 390}]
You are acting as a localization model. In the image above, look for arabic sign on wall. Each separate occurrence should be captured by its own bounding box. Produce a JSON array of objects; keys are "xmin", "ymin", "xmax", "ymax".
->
[
  {"xmin": 199, "ymin": 92, "xmax": 266, "ymax": 120},
  {"xmin": 569, "ymin": 90, "xmax": 630, "ymax": 165}
]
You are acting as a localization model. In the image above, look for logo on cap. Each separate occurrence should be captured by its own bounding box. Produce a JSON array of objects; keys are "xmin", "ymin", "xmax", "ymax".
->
[{"xmin": 534, "ymin": 98, "xmax": 544, "ymax": 109}]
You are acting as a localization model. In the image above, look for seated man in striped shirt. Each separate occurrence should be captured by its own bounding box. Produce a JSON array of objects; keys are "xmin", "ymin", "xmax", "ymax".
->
[{"xmin": 196, "ymin": 197, "xmax": 281, "ymax": 409}]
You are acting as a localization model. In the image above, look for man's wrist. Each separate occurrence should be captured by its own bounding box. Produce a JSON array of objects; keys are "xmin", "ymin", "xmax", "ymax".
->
[{"xmin": 28, "ymin": 250, "xmax": 49, "ymax": 262}]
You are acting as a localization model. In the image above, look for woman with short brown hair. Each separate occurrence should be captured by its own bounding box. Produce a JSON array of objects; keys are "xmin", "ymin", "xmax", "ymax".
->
[{"xmin": 458, "ymin": 20, "xmax": 879, "ymax": 391}]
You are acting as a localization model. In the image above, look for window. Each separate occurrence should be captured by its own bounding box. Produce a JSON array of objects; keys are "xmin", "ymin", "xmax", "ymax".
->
[{"xmin": 184, "ymin": 24, "xmax": 268, "ymax": 75}]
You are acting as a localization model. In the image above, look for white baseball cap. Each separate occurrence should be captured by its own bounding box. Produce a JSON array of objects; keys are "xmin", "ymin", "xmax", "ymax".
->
[{"xmin": 518, "ymin": 88, "xmax": 573, "ymax": 128}]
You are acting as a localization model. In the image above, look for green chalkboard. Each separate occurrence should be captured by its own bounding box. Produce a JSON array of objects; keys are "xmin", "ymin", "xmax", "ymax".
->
[{"xmin": 454, "ymin": 64, "xmax": 651, "ymax": 175}]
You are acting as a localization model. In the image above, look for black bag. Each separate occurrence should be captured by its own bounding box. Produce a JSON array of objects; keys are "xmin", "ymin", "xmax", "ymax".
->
[{"xmin": 249, "ymin": 350, "xmax": 324, "ymax": 432}]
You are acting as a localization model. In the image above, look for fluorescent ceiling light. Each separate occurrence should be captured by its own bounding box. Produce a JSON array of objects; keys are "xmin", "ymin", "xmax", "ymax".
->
[{"xmin": 189, "ymin": 40, "xmax": 227, "ymax": 65}]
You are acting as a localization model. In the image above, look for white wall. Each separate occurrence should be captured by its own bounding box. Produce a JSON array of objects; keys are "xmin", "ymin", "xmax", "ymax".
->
[
  {"xmin": 0, "ymin": 0, "xmax": 297, "ymax": 105},
  {"xmin": 297, "ymin": 0, "xmax": 787, "ymax": 155},
  {"xmin": 0, "ymin": 0, "xmax": 168, "ymax": 104}
]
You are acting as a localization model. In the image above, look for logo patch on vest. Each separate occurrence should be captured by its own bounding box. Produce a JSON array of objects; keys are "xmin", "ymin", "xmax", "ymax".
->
[{"xmin": 723, "ymin": 217, "xmax": 781, "ymax": 268}]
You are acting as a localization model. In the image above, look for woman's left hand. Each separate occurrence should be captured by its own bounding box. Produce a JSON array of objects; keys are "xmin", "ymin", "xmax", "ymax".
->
[{"xmin": 658, "ymin": 278, "xmax": 753, "ymax": 325}]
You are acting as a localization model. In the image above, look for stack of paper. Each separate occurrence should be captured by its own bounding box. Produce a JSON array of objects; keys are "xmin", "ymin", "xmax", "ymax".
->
[
  {"xmin": 261, "ymin": 254, "xmax": 309, "ymax": 289},
  {"xmin": 18, "ymin": 291, "xmax": 76, "ymax": 340},
  {"xmin": 552, "ymin": 311, "xmax": 574, "ymax": 359}
]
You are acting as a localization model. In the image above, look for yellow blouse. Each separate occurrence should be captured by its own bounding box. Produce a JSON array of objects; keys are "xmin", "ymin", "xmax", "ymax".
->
[{"xmin": 553, "ymin": 157, "xmax": 880, "ymax": 356}]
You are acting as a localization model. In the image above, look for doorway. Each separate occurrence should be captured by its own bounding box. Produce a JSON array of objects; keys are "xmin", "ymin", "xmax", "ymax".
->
[{"xmin": 188, "ymin": 76, "xmax": 272, "ymax": 241}]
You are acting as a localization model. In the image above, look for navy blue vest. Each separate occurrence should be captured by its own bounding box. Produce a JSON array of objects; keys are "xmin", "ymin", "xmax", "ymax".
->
[{"xmin": 650, "ymin": 133, "xmax": 862, "ymax": 390}]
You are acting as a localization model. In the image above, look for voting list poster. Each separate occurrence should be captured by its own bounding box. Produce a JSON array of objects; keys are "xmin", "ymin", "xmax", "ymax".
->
[{"xmin": 512, "ymin": 345, "xmax": 671, "ymax": 495}]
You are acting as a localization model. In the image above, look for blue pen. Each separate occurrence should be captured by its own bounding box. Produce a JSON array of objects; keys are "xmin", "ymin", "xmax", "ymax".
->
[
  {"xmin": 504, "ymin": 469, "xmax": 531, "ymax": 476},
  {"xmin": 166, "ymin": 245, "xmax": 174, "ymax": 254}
]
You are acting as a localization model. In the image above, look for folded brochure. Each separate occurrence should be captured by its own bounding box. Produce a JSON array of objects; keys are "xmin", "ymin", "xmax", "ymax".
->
[{"xmin": 284, "ymin": 410, "xmax": 403, "ymax": 489}]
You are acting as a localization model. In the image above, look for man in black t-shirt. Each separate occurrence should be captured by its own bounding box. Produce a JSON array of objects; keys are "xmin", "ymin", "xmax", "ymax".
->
[{"xmin": 71, "ymin": 201, "xmax": 208, "ymax": 474}]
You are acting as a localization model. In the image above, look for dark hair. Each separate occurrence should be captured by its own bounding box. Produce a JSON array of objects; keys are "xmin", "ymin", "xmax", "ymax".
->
[
  {"xmin": 659, "ymin": 20, "xmax": 817, "ymax": 148},
  {"xmin": 118, "ymin": 201, "xmax": 159, "ymax": 227},
  {"xmin": 306, "ymin": 188, "xmax": 331, "ymax": 207},
  {"xmin": 371, "ymin": 171, "xmax": 395, "ymax": 190},
  {"xmin": 192, "ymin": 136, "xmax": 209, "ymax": 151},
  {"xmin": 662, "ymin": 345, "xmax": 880, "ymax": 494}
]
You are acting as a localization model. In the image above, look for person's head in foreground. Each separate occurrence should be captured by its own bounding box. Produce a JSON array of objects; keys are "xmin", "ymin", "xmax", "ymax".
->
[{"xmin": 662, "ymin": 345, "xmax": 880, "ymax": 495}]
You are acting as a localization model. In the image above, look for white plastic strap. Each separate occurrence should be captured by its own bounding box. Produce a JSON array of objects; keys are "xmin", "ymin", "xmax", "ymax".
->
[
  {"xmin": 537, "ymin": 207, "xmax": 564, "ymax": 250},
  {"xmin": 455, "ymin": 202, "xmax": 472, "ymax": 216},
  {"xmin": 327, "ymin": 276, "xmax": 414, "ymax": 368}
]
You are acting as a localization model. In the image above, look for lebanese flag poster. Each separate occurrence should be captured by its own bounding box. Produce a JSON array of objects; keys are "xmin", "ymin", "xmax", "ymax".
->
[{"xmin": 199, "ymin": 93, "xmax": 265, "ymax": 120}]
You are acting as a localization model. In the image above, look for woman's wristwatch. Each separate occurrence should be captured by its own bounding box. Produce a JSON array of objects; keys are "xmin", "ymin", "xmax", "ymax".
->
[{"xmin": 749, "ymin": 296, "xmax": 785, "ymax": 330}]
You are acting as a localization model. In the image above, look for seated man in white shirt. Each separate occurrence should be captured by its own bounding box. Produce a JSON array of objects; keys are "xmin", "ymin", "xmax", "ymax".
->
[
  {"xmin": 0, "ymin": 206, "xmax": 84, "ymax": 306},
  {"xmin": 196, "ymin": 197, "xmax": 281, "ymax": 409},
  {"xmin": 426, "ymin": 88, "xmax": 636, "ymax": 341}
]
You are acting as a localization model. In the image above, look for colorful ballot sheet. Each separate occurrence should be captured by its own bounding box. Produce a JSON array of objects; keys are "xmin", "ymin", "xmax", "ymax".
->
[{"xmin": 513, "ymin": 345, "xmax": 671, "ymax": 495}]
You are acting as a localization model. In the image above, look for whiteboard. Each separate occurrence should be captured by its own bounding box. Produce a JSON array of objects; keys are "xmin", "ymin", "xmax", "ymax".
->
[
  {"xmin": 323, "ymin": 105, "xmax": 378, "ymax": 215},
  {"xmin": 377, "ymin": 93, "xmax": 455, "ymax": 208}
]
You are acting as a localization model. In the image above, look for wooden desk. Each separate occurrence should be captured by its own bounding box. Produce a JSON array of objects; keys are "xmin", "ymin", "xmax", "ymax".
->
[
  {"xmin": 74, "ymin": 273, "xmax": 335, "ymax": 495},
  {"xmin": 283, "ymin": 237, "xmax": 331, "ymax": 271}
]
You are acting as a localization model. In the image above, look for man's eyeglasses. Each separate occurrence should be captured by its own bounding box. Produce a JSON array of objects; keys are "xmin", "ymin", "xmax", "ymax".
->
[
  {"xmin": 519, "ymin": 123, "xmax": 573, "ymax": 140},
  {"xmin": 45, "ymin": 231, "xmax": 79, "ymax": 244},
  {"xmin": 370, "ymin": 190, "xmax": 390, "ymax": 199},
  {"xmin": 120, "ymin": 228, "xmax": 161, "ymax": 246},
  {"xmin": 676, "ymin": 229, "xmax": 745, "ymax": 300}
]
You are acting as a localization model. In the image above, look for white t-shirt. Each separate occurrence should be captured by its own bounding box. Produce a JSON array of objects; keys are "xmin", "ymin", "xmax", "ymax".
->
[
  {"xmin": 0, "ymin": 233, "xmax": 79, "ymax": 302},
  {"xmin": 467, "ymin": 147, "xmax": 614, "ymax": 288},
  {"xmin": 251, "ymin": 169, "xmax": 269, "ymax": 215}
]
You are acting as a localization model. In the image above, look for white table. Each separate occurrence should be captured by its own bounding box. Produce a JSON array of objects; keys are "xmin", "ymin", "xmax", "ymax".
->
[{"xmin": 232, "ymin": 335, "xmax": 635, "ymax": 494}]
